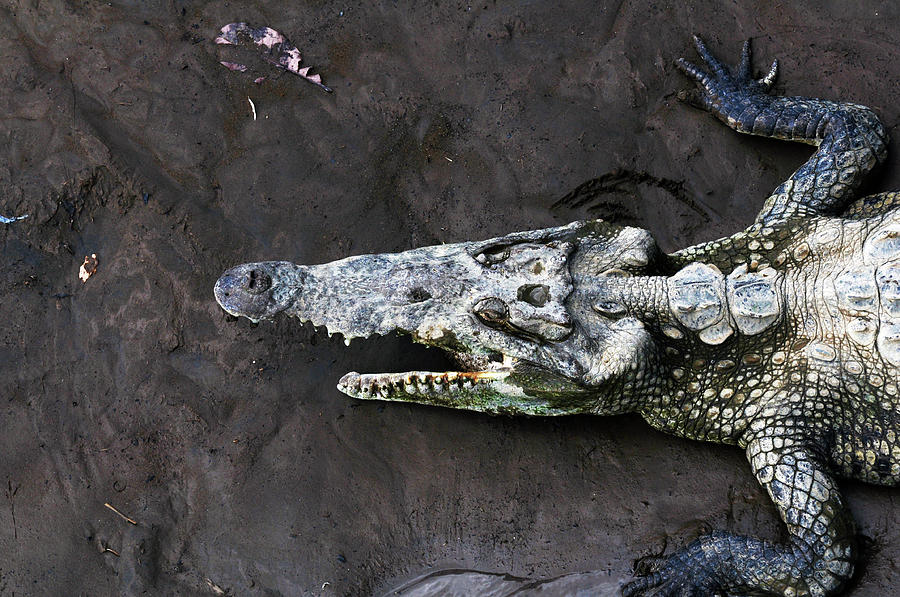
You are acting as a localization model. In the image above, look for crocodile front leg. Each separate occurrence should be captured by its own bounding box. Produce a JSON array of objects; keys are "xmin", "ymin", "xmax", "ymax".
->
[
  {"xmin": 676, "ymin": 36, "xmax": 888, "ymax": 226},
  {"xmin": 623, "ymin": 428, "xmax": 855, "ymax": 596}
]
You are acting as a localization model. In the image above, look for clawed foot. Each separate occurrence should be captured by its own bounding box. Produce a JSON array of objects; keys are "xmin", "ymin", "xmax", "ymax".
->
[
  {"xmin": 676, "ymin": 35, "xmax": 778, "ymax": 113},
  {"xmin": 621, "ymin": 536, "xmax": 727, "ymax": 597}
]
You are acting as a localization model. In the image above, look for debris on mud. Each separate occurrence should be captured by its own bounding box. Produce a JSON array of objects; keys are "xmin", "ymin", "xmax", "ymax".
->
[
  {"xmin": 219, "ymin": 61, "xmax": 248, "ymax": 73},
  {"xmin": 0, "ymin": 212, "xmax": 28, "ymax": 224},
  {"xmin": 215, "ymin": 22, "xmax": 332, "ymax": 92},
  {"xmin": 103, "ymin": 502, "xmax": 138, "ymax": 525},
  {"xmin": 205, "ymin": 578, "xmax": 227, "ymax": 595},
  {"xmin": 79, "ymin": 253, "xmax": 99, "ymax": 282}
]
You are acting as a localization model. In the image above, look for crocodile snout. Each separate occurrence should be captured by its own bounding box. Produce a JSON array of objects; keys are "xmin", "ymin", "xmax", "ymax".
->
[{"xmin": 214, "ymin": 261, "xmax": 302, "ymax": 321}]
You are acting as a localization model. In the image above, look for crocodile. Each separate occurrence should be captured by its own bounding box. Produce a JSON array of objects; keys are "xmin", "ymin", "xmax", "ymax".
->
[{"xmin": 215, "ymin": 37, "xmax": 896, "ymax": 596}]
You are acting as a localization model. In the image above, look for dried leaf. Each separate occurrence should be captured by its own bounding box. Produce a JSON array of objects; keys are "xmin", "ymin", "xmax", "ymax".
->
[
  {"xmin": 215, "ymin": 22, "xmax": 332, "ymax": 92},
  {"xmin": 219, "ymin": 61, "xmax": 248, "ymax": 72},
  {"xmin": 79, "ymin": 253, "xmax": 98, "ymax": 282}
]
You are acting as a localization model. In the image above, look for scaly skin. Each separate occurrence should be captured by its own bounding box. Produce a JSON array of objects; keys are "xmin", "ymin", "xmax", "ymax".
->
[{"xmin": 215, "ymin": 37, "xmax": 894, "ymax": 596}]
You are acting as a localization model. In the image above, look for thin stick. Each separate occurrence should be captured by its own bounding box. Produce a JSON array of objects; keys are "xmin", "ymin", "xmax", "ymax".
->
[
  {"xmin": 104, "ymin": 502, "xmax": 138, "ymax": 525},
  {"xmin": 205, "ymin": 578, "xmax": 226, "ymax": 595}
]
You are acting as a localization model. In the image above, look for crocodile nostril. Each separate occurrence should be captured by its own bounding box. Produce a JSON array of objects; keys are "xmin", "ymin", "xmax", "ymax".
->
[
  {"xmin": 408, "ymin": 286, "xmax": 432, "ymax": 303},
  {"xmin": 518, "ymin": 284, "xmax": 550, "ymax": 307},
  {"xmin": 243, "ymin": 269, "xmax": 272, "ymax": 294}
]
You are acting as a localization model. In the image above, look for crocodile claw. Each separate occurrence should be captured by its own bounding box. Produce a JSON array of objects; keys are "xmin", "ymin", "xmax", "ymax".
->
[
  {"xmin": 675, "ymin": 36, "xmax": 777, "ymax": 111},
  {"xmin": 759, "ymin": 56, "xmax": 779, "ymax": 91},
  {"xmin": 621, "ymin": 543, "xmax": 722, "ymax": 597}
]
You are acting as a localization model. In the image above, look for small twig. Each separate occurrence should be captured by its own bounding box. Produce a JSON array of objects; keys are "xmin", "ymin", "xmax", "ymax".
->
[
  {"xmin": 104, "ymin": 502, "xmax": 138, "ymax": 525},
  {"xmin": 6, "ymin": 478, "xmax": 19, "ymax": 540},
  {"xmin": 205, "ymin": 578, "xmax": 227, "ymax": 595},
  {"xmin": 103, "ymin": 547, "xmax": 121, "ymax": 557}
]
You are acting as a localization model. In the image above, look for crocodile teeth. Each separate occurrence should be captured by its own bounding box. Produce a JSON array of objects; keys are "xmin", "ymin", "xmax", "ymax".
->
[{"xmin": 337, "ymin": 370, "xmax": 511, "ymax": 398}]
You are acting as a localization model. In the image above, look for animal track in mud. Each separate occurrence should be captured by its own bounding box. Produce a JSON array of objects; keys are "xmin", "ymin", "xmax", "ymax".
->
[{"xmin": 552, "ymin": 168, "xmax": 714, "ymax": 223}]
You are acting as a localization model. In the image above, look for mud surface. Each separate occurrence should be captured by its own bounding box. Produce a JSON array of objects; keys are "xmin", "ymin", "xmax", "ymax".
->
[{"xmin": 2, "ymin": 1, "xmax": 899, "ymax": 595}]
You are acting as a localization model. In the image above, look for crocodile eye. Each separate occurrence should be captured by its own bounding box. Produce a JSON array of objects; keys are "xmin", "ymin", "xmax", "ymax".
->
[
  {"xmin": 473, "ymin": 297, "xmax": 509, "ymax": 326},
  {"xmin": 518, "ymin": 284, "xmax": 550, "ymax": 307},
  {"xmin": 243, "ymin": 269, "xmax": 272, "ymax": 294},
  {"xmin": 475, "ymin": 247, "xmax": 510, "ymax": 265},
  {"xmin": 592, "ymin": 300, "xmax": 626, "ymax": 318}
]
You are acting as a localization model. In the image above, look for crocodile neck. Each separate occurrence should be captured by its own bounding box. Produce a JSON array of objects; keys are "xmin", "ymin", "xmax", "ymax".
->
[{"xmin": 590, "ymin": 271, "xmax": 787, "ymax": 444}]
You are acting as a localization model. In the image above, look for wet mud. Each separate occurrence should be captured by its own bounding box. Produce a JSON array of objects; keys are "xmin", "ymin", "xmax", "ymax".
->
[{"xmin": 1, "ymin": 1, "xmax": 899, "ymax": 595}]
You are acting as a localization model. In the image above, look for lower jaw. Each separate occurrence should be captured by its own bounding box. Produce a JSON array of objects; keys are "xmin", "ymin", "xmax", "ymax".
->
[{"xmin": 337, "ymin": 369, "xmax": 511, "ymax": 399}]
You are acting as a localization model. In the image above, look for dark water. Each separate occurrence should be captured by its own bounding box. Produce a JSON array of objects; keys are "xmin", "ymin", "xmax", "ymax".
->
[{"xmin": 384, "ymin": 569, "xmax": 624, "ymax": 597}]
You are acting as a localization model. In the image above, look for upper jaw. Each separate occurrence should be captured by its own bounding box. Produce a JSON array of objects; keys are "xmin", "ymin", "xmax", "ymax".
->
[{"xmin": 214, "ymin": 260, "xmax": 595, "ymax": 388}]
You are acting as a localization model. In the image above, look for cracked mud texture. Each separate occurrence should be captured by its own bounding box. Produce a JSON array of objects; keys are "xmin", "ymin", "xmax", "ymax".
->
[{"xmin": 1, "ymin": 1, "xmax": 899, "ymax": 595}]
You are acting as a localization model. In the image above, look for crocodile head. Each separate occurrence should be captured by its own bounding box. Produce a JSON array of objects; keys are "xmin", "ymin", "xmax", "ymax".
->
[{"xmin": 215, "ymin": 220, "xmax": 660, "ymax": 415}]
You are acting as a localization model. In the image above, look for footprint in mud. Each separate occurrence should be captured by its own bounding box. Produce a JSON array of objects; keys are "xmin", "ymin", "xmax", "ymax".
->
[{"xmin": 384, "ymin": 568, "xmax": 625, "ymax": 597}]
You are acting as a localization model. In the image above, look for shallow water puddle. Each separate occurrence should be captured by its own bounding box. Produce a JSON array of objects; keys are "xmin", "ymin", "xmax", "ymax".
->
[{"xmin": 383, "ymin": 568, "xmax": 625, "ymax": 596}]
